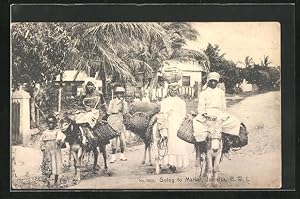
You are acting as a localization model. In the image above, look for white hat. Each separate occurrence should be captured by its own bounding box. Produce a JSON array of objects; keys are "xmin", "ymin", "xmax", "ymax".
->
[
  {"xmin": 115, "ymin": 86, "xmax": 125, "ymax": 93},
  {"xmin": 207, "ymin": 72, "xmax": 220, "ymax": 82},
  {"xmin": 168, "ymin": 82, "xmax": 179, "ymax": 90},
  {"xmin": 84, "ymin": 77, "xmax": 97, "ymax": 87}
]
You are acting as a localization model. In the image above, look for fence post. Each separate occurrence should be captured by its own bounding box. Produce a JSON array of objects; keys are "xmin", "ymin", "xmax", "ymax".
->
[
  {"xmin": 194, "ymin": 81, "xmax": 203, "ymax": 98},
  {"xmin": 36, "ymin": 105, "xmax": 40, "ymax": 126},
  {"xmin": 11, "ymin": 88, "xmax": 31, "ymax": 145},
  {"xmin": 194, "ymin": 82, "xmax": 199, "ymax": 98}
]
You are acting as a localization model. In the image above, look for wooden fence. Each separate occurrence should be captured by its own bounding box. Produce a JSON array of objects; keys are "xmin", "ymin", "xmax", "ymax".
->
[
  {"xmin": 179, "ymin": 86, "xmax": 195, "ymax": 98},
  {"xmin": 11, "ymin": 102, "xmax": 21, "ymax": 145}
]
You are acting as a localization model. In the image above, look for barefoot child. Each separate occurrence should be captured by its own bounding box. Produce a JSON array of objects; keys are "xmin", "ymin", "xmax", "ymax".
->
[{"xmin": 40, "ymin": 114, "xmax": 66, "ymax": 187}]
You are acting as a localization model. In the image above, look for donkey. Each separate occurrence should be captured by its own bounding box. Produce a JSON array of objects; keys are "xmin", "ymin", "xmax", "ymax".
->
[
  {"xmin": 123, "ymin": 101, "xmax": 161, "ymax": 166},
  {"xmin": 60, "ymin": 117, "xmax": 110, "ymax": 182},
  {"xmin": 205, "ymin": 116, "xmax": 223, "ymax": 185},
  {"xmin": 151, "ymin": 112, "xmax": 169, "ymax": 174},
  {"xmin": 194, "ymin": 115, "xmax": 223, "ymax": 185},
  {"xmin": 123, "ymin": 111, "xmax": 168, "ymax": 174}
]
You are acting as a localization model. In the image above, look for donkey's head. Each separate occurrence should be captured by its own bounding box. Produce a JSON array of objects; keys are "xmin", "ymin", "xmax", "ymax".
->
[
  {"xmin": 205, "ymin": 116, "xmax": 223, "ymax": 152},
  {"xmin": 59, "ymin": 116, "xmax": 82, "ymax": 144},
  {"xmin": 156, "ymin": 112, "xmax": 169, "ymax": 140}
]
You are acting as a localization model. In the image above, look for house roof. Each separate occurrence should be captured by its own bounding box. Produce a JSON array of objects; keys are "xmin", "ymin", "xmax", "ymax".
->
[
  {"xmin": 162, "ymin": 59, "xmax": 207, "ymax": 73},
  {"xmin": 55, "ymin": 70, "xmax": 89, "ymax": 82}
]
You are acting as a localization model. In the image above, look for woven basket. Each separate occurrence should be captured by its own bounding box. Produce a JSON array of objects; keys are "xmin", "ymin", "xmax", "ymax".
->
[
  {"xmin": 127, "ymin": 112, "xmax": 150, "ymax": 135},
  {"xmin": 107, "ymin": 114, "xmax": 124, "ymax": 132},
  {"xmin": 177, "ymin": 117, "xmax": 196, "ymax": 144},
  {"xmin": 92, "ymin": 122, "xmax": 121, "ymax": 142}
]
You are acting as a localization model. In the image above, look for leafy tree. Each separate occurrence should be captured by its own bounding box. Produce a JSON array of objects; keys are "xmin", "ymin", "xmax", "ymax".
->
[
  {"xmin": 11, "ymin": 22, "xmax": 75, "ymax": 125},
  {"xmin": 204, "ymin": 43, "xmax": 239, "ymax": 93}
]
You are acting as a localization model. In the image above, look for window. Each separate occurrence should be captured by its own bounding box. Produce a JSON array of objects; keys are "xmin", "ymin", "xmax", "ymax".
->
[{"xmin": 182, "ymin": 76, "xmax": 190, "ymax": 86}]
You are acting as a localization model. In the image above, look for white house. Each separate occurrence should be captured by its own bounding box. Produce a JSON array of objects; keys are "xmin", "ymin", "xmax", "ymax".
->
[
  {"xmin": 54, "ymin": 70, "xmax": 103, "ymax": 96},
  {"xmin": 162, "ymin": 59, "xmax": 208, "ymax": 87}
]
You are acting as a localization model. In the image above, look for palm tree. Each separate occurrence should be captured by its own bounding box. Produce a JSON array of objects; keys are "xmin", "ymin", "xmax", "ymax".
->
[
  {"xmin": 260, "ymin": 55, "xmax": 272, "ymax": 67},
  {"xmin": 244, "ymin": 56, "xmax": 255, "ymax": 68},
  {"xmin": 69, "ymin": 22, "xmax": 172, "ymax": 97}
]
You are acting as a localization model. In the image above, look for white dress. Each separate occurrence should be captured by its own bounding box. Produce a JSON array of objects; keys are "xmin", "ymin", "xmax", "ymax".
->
[{"xmin": 159, "ymin": 96, "xmax": 189, "ymax": 168}]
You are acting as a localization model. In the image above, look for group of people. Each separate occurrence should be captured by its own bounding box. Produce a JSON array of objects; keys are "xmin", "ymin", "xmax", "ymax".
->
[
  {"xmin": 39, "ymin": 71, "xmax": 241, "ymax": 186},
  {"xmin": 40, "ymin": 78, "xmax": 129, "ymax": 186}
]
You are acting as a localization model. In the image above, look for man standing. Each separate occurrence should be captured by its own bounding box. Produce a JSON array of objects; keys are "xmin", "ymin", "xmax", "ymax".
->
[{"xmin": 107, "ymin": 86, "xmax": 128, "ymax": 163}]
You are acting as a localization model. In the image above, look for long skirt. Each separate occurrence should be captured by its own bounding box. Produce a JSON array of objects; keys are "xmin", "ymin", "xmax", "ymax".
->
[
  {"xmin": 41, "ymin": 141, "xmax": 63, "ymax": 176},
  {"xmin": 159, "ymin": 114, "xmax": 189, "ymax": 168}
]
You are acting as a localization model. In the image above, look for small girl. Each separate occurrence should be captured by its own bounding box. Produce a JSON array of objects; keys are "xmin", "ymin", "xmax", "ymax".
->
[{"xmin": 40, "ymin": 114, "xmax": 66, "ymax": 187}]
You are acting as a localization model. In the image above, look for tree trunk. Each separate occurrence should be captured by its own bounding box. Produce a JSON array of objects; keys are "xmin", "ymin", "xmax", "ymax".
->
[
  {"xmin": 30, "ymin": 95, "xmax": 36, "ymax": 128},
  {"xmin": 58, "ymin": 87, "xmax": 62, "ymax": 113},
  {"xmin": 99, "ymin": 62, "xmax": 107, "ymax": 99},
  {"xmin": 58, "ymin": 72, "xmax": 63, "ymax": 113},
  {"xmin": 36, "ymin": 105, "xmax": 40, "ymax": 126}
]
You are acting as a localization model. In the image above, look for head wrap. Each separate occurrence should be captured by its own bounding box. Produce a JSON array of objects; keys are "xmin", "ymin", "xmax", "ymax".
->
[
  {"xmin": 114, "ymin": 86, "xmax": 125, "ymax": 93},
  {"xmin": 168, "ymin": 82, "xmax": 179, "ymax": 90},
  {"xmin": 207, "ymin": 72, "xmax": 220, "ymax": 82},
  {"xmin": 168, "ymin": 82, "xmax": 180, "ymax": 96},
  {"xmin": 46, "ymin": 113, "xmax": 57, "ymax": 125},
  {"xmin": 83, "ymin": 77, "xmax": 97, "ymax": 88},
  {"xmin": 83, "ymin": 77, "xmax": 97, "ymax": 94}
]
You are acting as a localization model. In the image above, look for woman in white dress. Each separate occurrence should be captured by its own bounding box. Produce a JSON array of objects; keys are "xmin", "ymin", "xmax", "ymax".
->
[{"xmin": 159, "ymin": 83, "xmax": 189, "ymax": 172}]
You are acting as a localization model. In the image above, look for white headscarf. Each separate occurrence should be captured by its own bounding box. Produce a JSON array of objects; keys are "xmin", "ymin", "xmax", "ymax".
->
[
  {"xmin": 83, "ymin": 77, "xmax": 97, "ymax": 88},
  {"xmin": 207, "ymin": 72, "xmax": 220, "ymax": 82},
  {"xmin": 83, "ymin": 77, "xmax": 97, "ymax": 94},
  {"xmin": 202, "ymin": 72, "xmax": 221, "ymax": 90}
]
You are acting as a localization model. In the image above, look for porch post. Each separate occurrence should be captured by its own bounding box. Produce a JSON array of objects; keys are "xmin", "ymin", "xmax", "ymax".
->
[{"xmin": 11, "ymin": 87, "xmax": 31, "ymax": 145}]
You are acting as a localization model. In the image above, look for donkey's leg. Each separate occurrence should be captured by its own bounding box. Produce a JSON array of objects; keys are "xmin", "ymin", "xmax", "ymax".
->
[
  {"xmin": 152, "ymin": 124, "xmax": 160, "ymax": 174},
  {"xmin": 194, "ymin": 144, "xmax": 201, "ymax": 178},
  {"xmin": 142, "ymin": 144, "xmax": 147, "ymax": 164},
  {"xmin": 92, "ymin": 147, "xmax": 99, "ymax": 173},
  {"xmin": 148, "ymin": 145, "xmax": 153, "ymax": 166},
  {"xmin": 154, "ymin": 142, "xmax": 160, "ymax": 174},
  {"xmin": 213, "ymin": 147, "xmax": 223, "ymax": 185},
  {"xmin": 77, "ymin": 147, "xmax": 83, "ymax": 167},
  {"xmin": 200, "ymin": 153, "xmax": 207, "ymax": 177},
  {"xmin": 79, "ymin": 147, "xmax": 87, "ymax": 168},
  {"xmin": 206, "ymin": 152, "xmax": 213, "ymax": 185},
  {"xmin": 68, "ymin": 145, "xmax": 72, "ymax": 167},
  {"xmin": 101, "ymin": 145, "xmax": 110, "ymax": 175},
  {"xmin": 72, "ymin": 152, "xmax": 80, "ymax": 182}
]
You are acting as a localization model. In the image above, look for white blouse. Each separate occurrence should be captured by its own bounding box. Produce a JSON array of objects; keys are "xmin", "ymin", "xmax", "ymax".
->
[{"xmin": 197, "ymin": 87, "xmax": 226, "ymax": 116}]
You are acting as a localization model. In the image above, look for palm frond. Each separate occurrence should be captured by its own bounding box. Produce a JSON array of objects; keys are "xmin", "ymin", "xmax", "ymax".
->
[{"xmin": 94, "ymin": 39, "xmax": 135, "ymax": 81}]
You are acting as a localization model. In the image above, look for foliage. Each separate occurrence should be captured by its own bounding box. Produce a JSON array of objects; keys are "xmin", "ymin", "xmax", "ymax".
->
[
  {"xmin": 11, "ymin": 23, "xmax": 73, "ymax": 88},
  {"xmin": 204, "ymin": 43, "xmax": 280, "ymax": 94}
]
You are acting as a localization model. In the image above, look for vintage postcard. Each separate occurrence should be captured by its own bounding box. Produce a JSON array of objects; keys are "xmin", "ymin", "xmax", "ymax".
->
[{"xmin": 11, "ymin": 21, "xmax": 281, "ymax": 190}]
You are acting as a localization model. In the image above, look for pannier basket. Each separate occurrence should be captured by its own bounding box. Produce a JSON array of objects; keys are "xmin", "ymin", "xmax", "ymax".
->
[
  {"xmin": 237, "ymin": 123, "xmax": 248, "ymax": 147},
  {"xmin": 125, "ymin": 112, "xmax": 150, "ymax": 135},
  {"xmin": 92, "ymin": 122, "xmax": 121, "ymax": 142},
  {"xmin": 177, "ymin": 117, "xmax": 197, "ymax": 144}
]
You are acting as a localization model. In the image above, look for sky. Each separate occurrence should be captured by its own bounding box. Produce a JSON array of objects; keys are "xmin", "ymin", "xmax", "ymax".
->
[{"xmin": 186, "ymin": 22, "xmax": 281, "ymax": 67}]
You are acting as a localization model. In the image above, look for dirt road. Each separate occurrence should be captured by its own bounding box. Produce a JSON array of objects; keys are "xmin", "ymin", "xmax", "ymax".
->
[{"xmin": 69, "ymin": 91, "xmax": 281, "ymax": 189}]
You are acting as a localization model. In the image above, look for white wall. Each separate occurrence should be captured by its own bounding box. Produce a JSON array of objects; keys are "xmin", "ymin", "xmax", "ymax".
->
[{"xmin": 180, "ymin": 71, "xmax": 202, "ymax": 87}]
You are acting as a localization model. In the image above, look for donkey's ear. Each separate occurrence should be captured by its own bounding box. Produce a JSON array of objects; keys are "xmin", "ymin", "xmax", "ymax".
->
[{"xmin": 206, "ymin": 132, "xmax": 211, "ymax": 141}]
